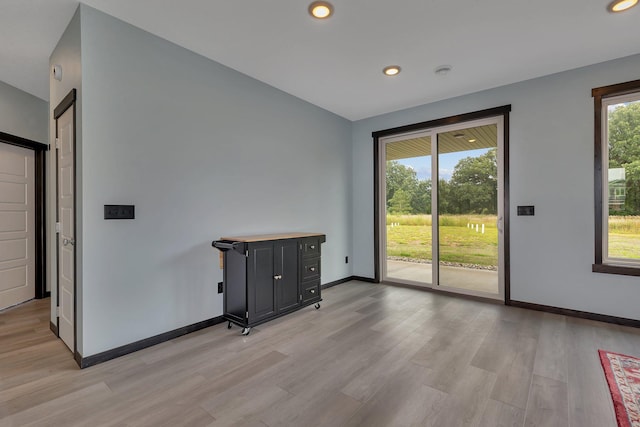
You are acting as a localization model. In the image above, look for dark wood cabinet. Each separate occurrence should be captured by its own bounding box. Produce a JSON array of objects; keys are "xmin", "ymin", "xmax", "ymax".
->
[
  {"xmin": 213, "ymin": 233, "xmax": 325, "ymax": 335},
  {"xmin": 247, "ymin": 241, "xmax": 277, "ymax": 323}
]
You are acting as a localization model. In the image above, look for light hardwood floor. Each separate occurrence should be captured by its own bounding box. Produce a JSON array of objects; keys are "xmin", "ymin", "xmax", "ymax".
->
[{"xmin": 1, "ymin": 281, "xmax": 638, "ymax": 426}]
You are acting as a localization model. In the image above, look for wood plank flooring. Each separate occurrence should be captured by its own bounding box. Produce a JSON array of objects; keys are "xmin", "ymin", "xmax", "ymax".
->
[{"xmin": 1, "ymin": 281, "xmax": 638, "ymax": 426}]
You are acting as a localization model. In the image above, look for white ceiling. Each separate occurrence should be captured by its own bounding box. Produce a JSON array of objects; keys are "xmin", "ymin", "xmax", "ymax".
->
[{"xmin": 2, "ymin": 0, "xmax": 640, "ymax": 120}]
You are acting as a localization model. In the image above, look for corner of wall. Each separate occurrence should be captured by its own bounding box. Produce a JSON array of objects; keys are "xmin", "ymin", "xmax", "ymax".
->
[{"xmin": 48, "ymin": 4, "xmax": 83, "ymax": 354}]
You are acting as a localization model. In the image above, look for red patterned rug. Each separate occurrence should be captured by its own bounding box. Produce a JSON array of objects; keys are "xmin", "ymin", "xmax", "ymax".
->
[{"xmin": 599, "ymin": 350, "xmax": 640, "ymax": 427}]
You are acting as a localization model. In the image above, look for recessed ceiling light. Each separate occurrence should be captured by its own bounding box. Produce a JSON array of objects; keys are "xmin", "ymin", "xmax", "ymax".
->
[
  {"xmin": 608, "ymin": 0, "xmax": 638, "ymax": 12},
  {"xmin": 383, "ymin": 65, "xmax": 401, "ymax": 76},
  {"xmin": 468, "ymin": 138, "xmax": 477, "ymax": 143},
  {"xmin": 309, "ymin": 1, "xmax": 334, "ymax": 19},
  {"xmin": 434, "ymin": 65, "xmax": 452, "ymax": 76}
]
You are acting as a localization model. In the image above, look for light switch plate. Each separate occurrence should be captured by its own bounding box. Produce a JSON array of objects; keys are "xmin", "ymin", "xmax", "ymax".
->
[
  {"xmin": 104, "ymin": 205, "xmax": 135, "ymax": 219},
  {"xmin": 517, "ymin": 205, "xmax": 535, "ymax": 216}
]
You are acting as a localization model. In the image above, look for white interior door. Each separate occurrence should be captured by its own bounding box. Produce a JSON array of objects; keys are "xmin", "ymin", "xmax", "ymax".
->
[
  {"xmin": 0, "ymin": 143, "xmax": 35, "ymax": 310},
  {"xmin": 57, "ymin": 107, "xmax": 75, "ymax": 351}
]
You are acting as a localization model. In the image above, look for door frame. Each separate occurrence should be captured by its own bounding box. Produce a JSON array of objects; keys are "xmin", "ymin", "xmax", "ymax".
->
[
  {"xmin": 53, "ymin": 89, "xmax": 77, "ymax": 353},
  {"xmin": 0, "ymin": 131, "xmax": 49, "ymax": 300},
  {"xmin": 372, "ymin": 105, "xmax": 511, "ymax": 303},
  {"xmin": 376, "ymin": 127, "xmax": 434, "ymax": 287}
]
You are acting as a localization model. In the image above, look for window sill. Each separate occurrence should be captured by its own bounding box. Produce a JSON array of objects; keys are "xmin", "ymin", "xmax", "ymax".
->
[{"xmin": 592, "ymin": 263, "xmax": 640, "ymax": 277}]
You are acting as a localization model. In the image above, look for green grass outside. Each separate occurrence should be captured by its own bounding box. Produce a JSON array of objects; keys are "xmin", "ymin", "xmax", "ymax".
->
[
  {"xmin": 609, "ymin": 215, "xmax": 640, "ymax": 234},
  {"xmin": 609, "ymin": 234, "xmax": 640, "ymax": 259},
  {"xmin": 387, "ymin": 214, "xmax": 498, "ymax": 266},
  {"xmin": 609, "ymin": 216, "xmax": 640, "ymax": 259},
  {"xmin": 386, "ymin": 214, "xmax": 497, "ymax": 228},
  {"xmin": 386, "ymin": 214, "xmax": 640, "ymax": 264}
]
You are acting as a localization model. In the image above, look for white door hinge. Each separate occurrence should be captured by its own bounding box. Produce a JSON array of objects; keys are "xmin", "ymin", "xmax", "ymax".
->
[
  {"xmin": 55, "ymin": 306, "xmax": 60, "ymax": 317},
  {"xmin": 245, "ymin": 311, "xmax": 249, "ymax": 319},
  {"xmin": 55, "ymin": 138, "xmax": 60, "ymax": 149},
  {"xmin": 55, "ymin": 222, "xmax": 61, "ymax": 233}
]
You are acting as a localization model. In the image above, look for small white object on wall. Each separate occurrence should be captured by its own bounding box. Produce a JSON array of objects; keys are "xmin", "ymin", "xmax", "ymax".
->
[{"xmin": 52, "ymin": 65, "xmax": 62, "ymax": 81}]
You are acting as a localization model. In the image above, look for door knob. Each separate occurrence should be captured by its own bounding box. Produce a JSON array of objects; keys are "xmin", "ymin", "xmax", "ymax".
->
[{"xmin": 63, "ymin": 238, "xmax": 75, "ymax": 246}]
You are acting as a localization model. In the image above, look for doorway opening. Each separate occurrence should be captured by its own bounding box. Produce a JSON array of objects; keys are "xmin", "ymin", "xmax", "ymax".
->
[
  {"xmin": 374, "ymin": 106, "xmax": 510, "ymax": 301},
  {"xmin": 0, "ymin": 132, "xmax": 48, "ymax": 311}
]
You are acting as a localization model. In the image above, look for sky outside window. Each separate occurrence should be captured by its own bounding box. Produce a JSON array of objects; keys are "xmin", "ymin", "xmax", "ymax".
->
[{"xmin": 397, "ymin": 148, "xmax": 492, "ymax": 181}]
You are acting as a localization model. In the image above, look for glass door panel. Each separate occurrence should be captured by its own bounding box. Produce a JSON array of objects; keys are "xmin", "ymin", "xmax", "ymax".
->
[
  {"xmin": 383, "ymin": 135, "xmax": 432, "ymax": 286},
  {"xmin": 437, "ymin": 124, "xmax": 499, "ymax": 294}
]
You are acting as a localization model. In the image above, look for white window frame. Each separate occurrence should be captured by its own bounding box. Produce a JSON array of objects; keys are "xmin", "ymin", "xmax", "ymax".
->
[{"xmin": 600, "ymin": 91, "xmax": 640, "ymax": 268}]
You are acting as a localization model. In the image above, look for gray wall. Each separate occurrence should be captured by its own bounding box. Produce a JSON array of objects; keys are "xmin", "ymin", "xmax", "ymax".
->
[
  {"xmin": 0, "ymin": 80, "xmax": 47, "ymax": 143},
  {"xmin": 49, "ymin": 7, "xmax": 83, "ymax": 343},
  {"xmin": 51, "ymin": 4, "xmax": 640, "ymax": 357},
  {"xmin": 0, "ymin": 62, "xmax": 48, "ymax": 291},
  {"xmin": 79, "ymin": 6, "xmax": 352, "ymax": 356},
  {"xmin": 352, "ymin": 53, "xmax": 640, "ymax": 321}
]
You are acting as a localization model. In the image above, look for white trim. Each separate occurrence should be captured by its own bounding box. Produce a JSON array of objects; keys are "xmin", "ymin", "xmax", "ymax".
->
[
  {"xmin": 378, "ymin": 136, "xmax": 387, "ymax": 281},
  {"xmin": 431, "ymin": 133, "xmax": 439, "ymax": 288},
  {"xmin": 601, "ymin": 92, "xmax": 640, "ymax": 267},
  {"xmin": 379, "ymin": 130, "xmax": 434, "ymax": 286}
]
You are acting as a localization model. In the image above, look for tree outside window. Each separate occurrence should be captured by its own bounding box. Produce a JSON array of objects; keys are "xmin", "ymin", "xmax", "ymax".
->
[{"xmin": 593, "ymin": 80, "xmax": 640, "ymax": 275}]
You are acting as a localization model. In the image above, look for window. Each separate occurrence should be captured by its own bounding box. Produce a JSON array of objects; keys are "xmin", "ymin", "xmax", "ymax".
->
[{"xmin": 593, "ymin": 79, "xmax": 640, "ymax": 276}]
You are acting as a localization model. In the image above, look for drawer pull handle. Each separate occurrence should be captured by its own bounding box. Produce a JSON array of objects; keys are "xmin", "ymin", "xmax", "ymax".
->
[
  {"xmin": 310, "ymin": 289, "xmax": 315, "ymax": 294},
  {"xmin": 309, "ymin": 267, "xmax": 316, "ymax": 272},
  {"xmin": 310, "ymin": 245, "xmax": 315, "ymax": 250},
  {"xmin": 274, "ymin": 275, "xmax": 282, "ymax": 280}
]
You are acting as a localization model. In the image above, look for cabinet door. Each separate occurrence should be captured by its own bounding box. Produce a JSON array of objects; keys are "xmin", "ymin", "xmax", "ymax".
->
[
  {"xmin": 248, "ymin": 242, "xmax": 276, "ymax": 323},
  {"xmin": 275, "ymin": 240, "xmax": 299, "ymax": 312}
]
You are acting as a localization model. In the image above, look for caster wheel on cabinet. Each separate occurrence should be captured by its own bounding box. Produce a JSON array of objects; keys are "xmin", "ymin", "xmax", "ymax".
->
[
  {"xmin": 241, "ymin": 327, "xmax": 251, "ymax": 336},
  {"xmin": 315, "ymin": 303, "xmax": 321, "ymax": 309}
]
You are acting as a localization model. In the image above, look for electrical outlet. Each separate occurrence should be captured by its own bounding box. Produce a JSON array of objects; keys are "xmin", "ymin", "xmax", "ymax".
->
[
  {"xmin": 345, "ymin": 256, "xmax": 349, "ymax": 264},
  {"xmin": 104, "ymin": 205, "xmax": 135, "ymax": 219},
  {"xmin": 218, "ymin": 282, "xmax": 223, "ymax": 293}
]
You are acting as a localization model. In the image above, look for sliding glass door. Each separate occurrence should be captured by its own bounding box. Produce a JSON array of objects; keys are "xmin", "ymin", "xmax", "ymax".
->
[
  {"xmin": 379, "ymin": 117, "xmax": 505, "ymax": 299},
  {"xmin": 436, "ymin": 122, "xmax": 502, "ymax": 295},
  {"xmin": 382, "ymin": 131, "xmax": 433, "ymax": 287}
]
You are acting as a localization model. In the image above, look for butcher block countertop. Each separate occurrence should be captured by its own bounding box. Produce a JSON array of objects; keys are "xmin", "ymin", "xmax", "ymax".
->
[{"xmin": 219, "ymin": 232, "xmax": 325, "ymax": 243}]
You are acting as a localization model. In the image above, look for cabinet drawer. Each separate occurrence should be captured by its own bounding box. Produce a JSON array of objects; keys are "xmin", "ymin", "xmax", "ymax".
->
[
  {"xmin": 301, "ymin": 239, "xmax": 321, "ymax": 258},
  {"xmin": 301, "ymin": 258, "xmax": 320, "ymax": 281},
  {"xmin": 302, "ymin": 281, "xmax": 320, "ymax": 302}
]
